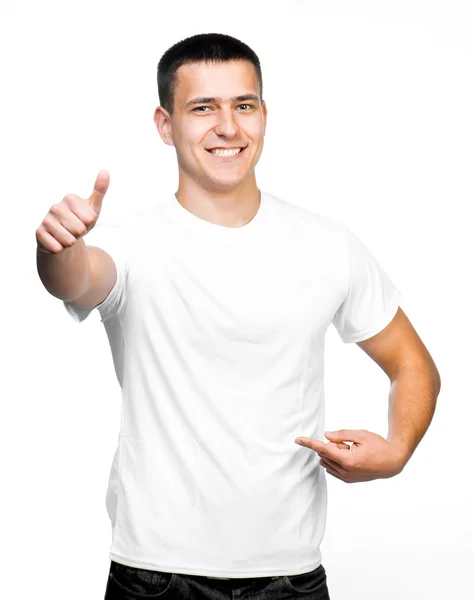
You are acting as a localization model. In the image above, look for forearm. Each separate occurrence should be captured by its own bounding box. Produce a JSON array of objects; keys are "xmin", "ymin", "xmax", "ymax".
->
[
  {"xmin": 387, "ymin": 365, "xmax": 441, "ymax": 466},
  {"xmin": 36, "ymin": 238, "xmax": 90, "ymax": 302}
]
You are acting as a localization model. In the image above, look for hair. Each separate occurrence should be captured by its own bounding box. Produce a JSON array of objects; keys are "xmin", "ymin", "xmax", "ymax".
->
[{"xmin": 157, "ymin": 33, "xmax": 263, "ymax": 117}]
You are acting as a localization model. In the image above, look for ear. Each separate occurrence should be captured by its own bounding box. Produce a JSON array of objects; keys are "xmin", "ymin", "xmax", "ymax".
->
[{"xmin": 153, "ymin": 106, "xmax": 175, "ymax": 147}]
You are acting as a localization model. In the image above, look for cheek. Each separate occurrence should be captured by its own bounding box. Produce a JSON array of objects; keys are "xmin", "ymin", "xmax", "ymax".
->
[
  {"xmin": 248, "ymin": 116, "xmax": 265, "ymax": 135},
  {"xmin": 174, "ymin": 123, "xmax": 203, "ymax": 148},
  {"xmin": 176, "ymin": 139, "xmax": 204, "ymax": 162}
]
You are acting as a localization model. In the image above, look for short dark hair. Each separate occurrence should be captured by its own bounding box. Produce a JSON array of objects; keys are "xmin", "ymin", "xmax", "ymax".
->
[{"xmin": 157, "ymin": 33, "xmax": 263, "ymax": 117}]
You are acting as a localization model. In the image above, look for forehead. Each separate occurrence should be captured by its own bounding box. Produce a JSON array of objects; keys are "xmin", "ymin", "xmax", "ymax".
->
[{"xmin": 175, "ymin": 60, "xmax": 259, "ymax": 106}]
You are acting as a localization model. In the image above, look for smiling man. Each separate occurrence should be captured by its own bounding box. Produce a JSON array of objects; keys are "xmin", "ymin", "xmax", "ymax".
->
[
  {"xmin": 37, "ymin": 32, "xmax": 441, "ymax": 600},
  {"xmin": 154, "ymin": 55, "xmax": 267, "ymax": 229}
]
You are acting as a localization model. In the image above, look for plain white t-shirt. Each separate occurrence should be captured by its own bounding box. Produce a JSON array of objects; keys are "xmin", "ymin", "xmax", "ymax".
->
[{"xmin": 63, "ymin": 189, "xmax": 402, "ymax": 577}]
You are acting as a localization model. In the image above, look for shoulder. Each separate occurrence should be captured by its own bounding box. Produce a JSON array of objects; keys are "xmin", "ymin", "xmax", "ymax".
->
[{"xmin": 264, "ymin": 190, "xmax": 347, "ymax": 241}]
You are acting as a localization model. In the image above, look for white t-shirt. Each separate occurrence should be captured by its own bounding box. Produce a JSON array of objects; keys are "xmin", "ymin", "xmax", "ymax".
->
[{"xmin": 63, "ymin": 189, "xmax": 402, "ymax": 577}]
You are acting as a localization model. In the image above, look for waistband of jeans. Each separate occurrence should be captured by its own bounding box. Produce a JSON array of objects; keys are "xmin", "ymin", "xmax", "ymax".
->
[{"xmin": 205, "ymin": 576, "xmax": 280, "ymax": 580}]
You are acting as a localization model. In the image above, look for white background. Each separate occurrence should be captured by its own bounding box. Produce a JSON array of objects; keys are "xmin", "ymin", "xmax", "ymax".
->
[{"xmin": 2, "ymin": 1, "xmax": 471, "ymax": 598}]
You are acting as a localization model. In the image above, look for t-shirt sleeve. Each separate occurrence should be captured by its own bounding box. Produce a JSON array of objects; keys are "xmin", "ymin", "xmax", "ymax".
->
[
  {"xmin": 62, "ymin": 216, "xmax": 130, "ymax": 324},
  {"xmin": 332, "ymin": 226, "xmax": 403, "ymax": 343}
]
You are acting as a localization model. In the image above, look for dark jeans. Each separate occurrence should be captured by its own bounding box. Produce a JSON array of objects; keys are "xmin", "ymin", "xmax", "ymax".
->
[{"xmin": 105, "ymin": 559, "xmax": 330, "ymax": 599}]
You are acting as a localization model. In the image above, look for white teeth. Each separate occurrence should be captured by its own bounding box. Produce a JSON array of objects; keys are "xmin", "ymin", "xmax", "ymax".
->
[{"xmin": 209, "ymin": 148, "xmax": 242, "ymax": 157}]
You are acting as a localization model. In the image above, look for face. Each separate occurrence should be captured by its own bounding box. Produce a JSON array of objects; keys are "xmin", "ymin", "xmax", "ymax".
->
[{"xmin": 154, "ymin": 59, "xmax": 267, "ymax": 192}]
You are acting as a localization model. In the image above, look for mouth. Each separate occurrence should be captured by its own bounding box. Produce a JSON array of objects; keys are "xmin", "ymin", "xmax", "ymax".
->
[{"xmin": 204, "ymin": 145, "xmax": 248, "ymax": 160}]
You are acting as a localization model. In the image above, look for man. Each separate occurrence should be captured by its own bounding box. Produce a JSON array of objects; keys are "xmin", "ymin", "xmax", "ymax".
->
[{"xmin": 36, "ymin": 33, "xmax": 441, "ymax": 600}]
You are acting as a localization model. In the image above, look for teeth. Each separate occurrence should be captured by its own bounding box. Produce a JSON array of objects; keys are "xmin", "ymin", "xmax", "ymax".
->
[{"xmin": 209, "ymin": 148, "xmax": 242, "ymax": 157}]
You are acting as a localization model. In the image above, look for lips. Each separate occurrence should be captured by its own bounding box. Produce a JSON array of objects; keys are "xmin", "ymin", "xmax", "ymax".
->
[{"xmin": 205, "ymin": 145, "xmax": 247, "ymax": 153}]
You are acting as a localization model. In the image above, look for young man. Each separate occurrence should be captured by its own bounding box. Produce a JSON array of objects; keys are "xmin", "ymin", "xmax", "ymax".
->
[{"xmin": 36, "ymin": 33, "xmax": 441, "ymax": 600}]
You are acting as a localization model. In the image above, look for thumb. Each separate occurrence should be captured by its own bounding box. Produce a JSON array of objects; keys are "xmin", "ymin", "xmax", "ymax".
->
[
  {"xmin": 325, "ymin": 430, "xmax": 364, "ymax": 445},
  {"xmin": 324, "ymin": 430, "xmax": 351, "ymax": 450},
  {"xmin": 87, "ymin": 169, "xmax": 110, "ymax": 216}
]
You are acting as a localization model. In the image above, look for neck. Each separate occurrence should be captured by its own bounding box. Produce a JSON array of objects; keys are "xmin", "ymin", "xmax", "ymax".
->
[{"xmin": 175, "ymin": 179, "xmax": 261, "ymax": 228}]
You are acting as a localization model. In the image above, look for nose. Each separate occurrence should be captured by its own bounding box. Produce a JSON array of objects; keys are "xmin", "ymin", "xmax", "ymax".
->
[{"xmin": 213, "ymin": 107, "xmax": 240, "ymax": 138}]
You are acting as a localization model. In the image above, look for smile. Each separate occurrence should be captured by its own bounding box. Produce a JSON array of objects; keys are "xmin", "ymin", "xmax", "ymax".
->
[{"xmin": 205, "ymin": 146, "xmax": 247, "ymax": 160}]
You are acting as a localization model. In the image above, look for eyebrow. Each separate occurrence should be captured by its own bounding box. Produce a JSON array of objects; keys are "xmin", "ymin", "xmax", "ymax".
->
[{"xmin": 184, "ymin": 94, "xmax": 260, "ymax": 109}]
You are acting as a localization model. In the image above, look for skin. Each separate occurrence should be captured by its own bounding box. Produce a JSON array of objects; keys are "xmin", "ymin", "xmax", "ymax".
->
[
  {"xmin": 153, "ymin": 59, "xmax": 268, "ymax": 228},
  {"xmin": 295, "ymin": 308, "xmax": 441, "ymax": 483},
  {"xmin": 295, "ymin": 429, "xmax": 406, "ymax": 483}
]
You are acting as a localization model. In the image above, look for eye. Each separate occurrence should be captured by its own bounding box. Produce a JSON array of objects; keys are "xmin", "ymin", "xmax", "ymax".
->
[{"xmin": 192, "ymin": 104, "xmax": 254, "ymax": 113}]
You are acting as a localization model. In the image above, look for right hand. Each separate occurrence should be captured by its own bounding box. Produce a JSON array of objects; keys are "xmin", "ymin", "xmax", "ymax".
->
[{"xmin": 36, "ymin": 169, "xmax": 110, "ymax": 254}]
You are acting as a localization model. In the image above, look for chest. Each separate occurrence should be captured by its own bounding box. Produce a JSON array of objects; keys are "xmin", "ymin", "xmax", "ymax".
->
[{"xmin": 126, "ymin": 230, "xmax": 343, "ymax": 347}]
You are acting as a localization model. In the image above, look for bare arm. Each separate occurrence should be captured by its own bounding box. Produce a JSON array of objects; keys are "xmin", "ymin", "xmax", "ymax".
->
[
  {"xmin": 36, "ymin": 239, "xmax": 90, "ymax": 302},
  {"xmin": 357, "ymin": 307, "xmax": 441, "ymax": 465},
  {"xmin": 65, "ymin": 246, "xmax": 117, "ymax": 309},
  {"xmin": 37, "ymin": 242, "xmax": 117, "ymax": 311},
  {"xmin": 36, "ymin": 170, "xmax": 115, "ymax": 308}
]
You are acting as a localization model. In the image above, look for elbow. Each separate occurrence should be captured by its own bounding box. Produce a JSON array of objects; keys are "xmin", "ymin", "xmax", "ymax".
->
[{"xmin": 435, "ymin": 371, "xmax": 442, "ymax": 397}]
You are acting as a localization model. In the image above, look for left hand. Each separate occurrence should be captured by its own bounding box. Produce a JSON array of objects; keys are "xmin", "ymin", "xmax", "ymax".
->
[{"xmin": 295, "ymin": 429, "xmax": 406, "ymax": 483}]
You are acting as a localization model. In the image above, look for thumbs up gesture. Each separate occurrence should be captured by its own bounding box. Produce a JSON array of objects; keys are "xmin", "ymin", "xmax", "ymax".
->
[{"xmin": 36, "ymin": 170, "xmax": 110, "ymax": 254}]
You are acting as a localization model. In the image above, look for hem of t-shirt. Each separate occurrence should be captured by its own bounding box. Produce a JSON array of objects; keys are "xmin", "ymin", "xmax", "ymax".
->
[
  {"xmin": 109, "ymin": 551, "xmax": 322, "ymax": 578},
  {"xmin": 341, "ymin": 291, "xmax": 402, "ymax": 344},
  {"xmin": 98, "ymin": 266, "xmax": 123, "ymax": 323}
]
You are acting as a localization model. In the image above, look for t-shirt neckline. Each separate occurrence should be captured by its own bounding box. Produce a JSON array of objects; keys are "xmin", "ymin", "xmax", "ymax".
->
[{"xmin": 165, "ymin": 188, "xmax": 267, "ymax": 238}]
